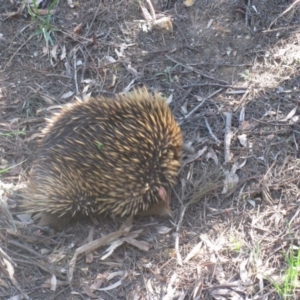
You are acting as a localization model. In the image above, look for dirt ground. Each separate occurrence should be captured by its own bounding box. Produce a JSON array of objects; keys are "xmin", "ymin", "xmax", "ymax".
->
[{"xmin": 1, "ymin": 0, "xmax": 300, "ymax": 299}]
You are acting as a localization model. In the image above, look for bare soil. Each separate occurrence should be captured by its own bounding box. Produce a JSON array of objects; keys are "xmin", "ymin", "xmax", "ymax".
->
[{"xmin": 1, "ymin": 0, "xmax": 300, "ymax": 299}]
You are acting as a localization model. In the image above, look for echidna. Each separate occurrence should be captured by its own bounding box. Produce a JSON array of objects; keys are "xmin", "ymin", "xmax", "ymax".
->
[{"xmin": 22, "ymin": 87, "xmax": 182, "ymax": 229}]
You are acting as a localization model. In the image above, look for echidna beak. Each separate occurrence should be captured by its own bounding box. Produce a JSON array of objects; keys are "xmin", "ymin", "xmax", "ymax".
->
[{"xmin": 158, "ymin": 186, "xmax": 167, "ymax": 202}]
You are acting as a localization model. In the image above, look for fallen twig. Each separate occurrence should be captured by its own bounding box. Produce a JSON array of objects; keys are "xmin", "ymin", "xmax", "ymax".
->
[
  {"xmin": 179, "ymin": 88, "xmax": 224, "ymax": 125},
  {"xmin": 174, "ymin": 205, "xmax": 187, "ymax": 266},
  {"xmin": 204, "ymin": 117, "xmax": 221, "ymax": 145},
  {"xmin": 165, "ymin": 55, "xmax": 229, "ymax": 84},
  {"xmin": 68, "ymin": 217, "xmax": 133, "ymax": 283},
  {"xmin": 0, "ymin": 247, "xmax": 29, "ymax": 299},
  {"xmin": 267, "ymin": 0, "xmax": 300, "ymax": 30},
  {"xmin": 145, "ymin": 0, "xmax": 156, "ymax": 20},
  {"xmin": 224, "ymin": 112, "xmax": 233, "ymax": 164}
]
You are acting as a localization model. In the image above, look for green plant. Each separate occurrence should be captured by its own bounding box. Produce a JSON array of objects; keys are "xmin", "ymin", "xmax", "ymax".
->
[
  {"xmin": 97, "ymin": 142, "xmax": 103, "ymax": 150},
  {"xmin": 239, "ymin": 69, "xmax": 250, "ymax": 80},
  {"xmin": 24, "ymin": 0, "xmax": 60, "ymax": 47},
  {"xmin": 0, "ymin": 131, "xmax": 26, "ymax": 137},
  {"xmin": 273, "ymin": 247, "xmax": 300, "ymax": 299},
  {"xmin": 230, "ymin": 236, "xmax": 243, "ymax": 252},
  {"xmin": 0, "ymin": 159, "xmax": 27, "ymax": 175}
]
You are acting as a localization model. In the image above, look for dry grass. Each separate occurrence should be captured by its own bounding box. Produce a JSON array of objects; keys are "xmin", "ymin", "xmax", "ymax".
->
[{"xmin": 1, "ymin": 0, "xmax": 300, "ymax": 299}]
